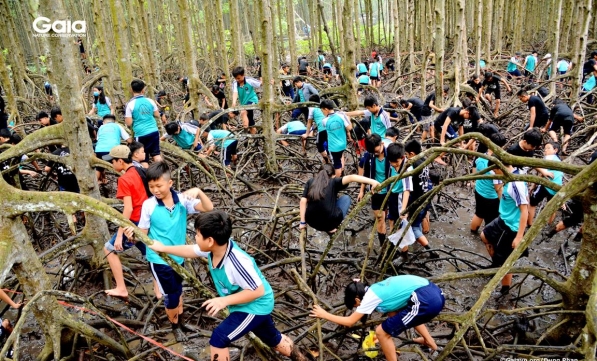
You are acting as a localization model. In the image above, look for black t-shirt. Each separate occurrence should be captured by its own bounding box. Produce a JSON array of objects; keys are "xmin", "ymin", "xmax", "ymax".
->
[
  {"xmin": 550, "ymin": 103, "xmax": 574, "ymax": 122},
  {"xmin": 302, "ymin": 177, "xmax": 349, "ymax": 232},
  {"xmin": 479, "ymin": 123, "xmax": 500, "ymax": 137},
  {"xmin": 386, "ymin": 58, "xmax": 395, "ymax": 67},
  {"xmin": 405, "ymin": 98, "xmax": 424, "ymax": 118},
  {"xmin": 482, "ymin": 75, "xmax": 501, "ymax": 91},
  {"xmin": 422, "ymin": 92, "xmax": 436, "ymax": 116},
  {"xmin": 212, "ymin": 91, "xmax": 227, "ymax": 109},
  {"xmin": 256, "ymin": 61, "xmax": 262, "ymax": 77},
  {"xmin": 408, "ymin": 158, "xmax": 431, "ymax": 205},
  {"xmin": 207, "ymin": 110, "xmax": 229, "ymax": 130},
  {"xmin": 527, "ymin": 96, "xmax": 549, "ymax": 126},
  {"xmin": 467, "ymin": 80, "xmax": 482, "ymax": 93},
  {"xmin": 299, "ymin": 59, "xmax": 309, "ymax": 72},
  {"xmin": 47, "ymin": 147, "xmax": 80, "ymax": 193},
  {"xmin": 434, "ymin": 107, "xmax": 464, "ymax": 129},
  {"xmin": 583, "ymin": 59, "xmax": 596, "ymax": 75},
  {"xmin": 507, "ymin": 143, "xmax": 535, "ymax": 158}
]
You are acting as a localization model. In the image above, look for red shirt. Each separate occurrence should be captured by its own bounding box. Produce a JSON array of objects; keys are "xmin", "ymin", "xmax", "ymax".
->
[{"xmin": 116, "ymin": 166, "xmax": 148, "ymax": 222}]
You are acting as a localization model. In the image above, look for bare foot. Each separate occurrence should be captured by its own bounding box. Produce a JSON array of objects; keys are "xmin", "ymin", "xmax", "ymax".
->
[
  {"xmin": 413, "ymin": 337, "xmax": 428, "ymax": 347},
  {"xmin": 105, "ymin": 288, "xmax": 129, "ymax": 298}
]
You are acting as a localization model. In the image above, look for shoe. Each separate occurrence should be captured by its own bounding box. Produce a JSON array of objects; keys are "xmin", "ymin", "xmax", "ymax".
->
[
  {"xmin": 173, "ymin": 327, "xmax": 187, "ymax": 342},
  {"xmin": 428, "ymin": 347, "xmax": 443, "ymax": 359},
  {"xmin": 429, "ymin": 251, "xmax": 440, "ymax": 259},
  {"xmin": 573, "ymin": 232, "xmax": 583, "ymax": 242}
]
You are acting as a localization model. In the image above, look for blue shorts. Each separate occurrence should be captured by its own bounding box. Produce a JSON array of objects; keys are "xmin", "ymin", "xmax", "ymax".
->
[
  {"xmin": 381, "ymin": 282, "xmax": 445, "ymax": 337},
  {"xmin": 508, "ymin": 69, "xmax": 522, "ymax": 77},
  {"xmin": 136, "ymin": 131, "xmax": 161, "ymax": 160},
  {"xmin": 150, "ymin": 263, "xmax": 184, "ymax": 309},
  {"xmin": 330, "ymin": 150, "xmax": 344, "ymax": 170},
  {"xmin": 434, "ymin": 124, "xmax": 457, "ymax": 140},
  {"xmin": 223, "ymin": 140, "xmax": 238, "ymax": 166},
  {"xmin": 210, "ymin": 312, "xmax": 282, "ymax": 349},
  {"xmin": 387, "ymin": 192, "xmax": 402, "ymax": 221}
]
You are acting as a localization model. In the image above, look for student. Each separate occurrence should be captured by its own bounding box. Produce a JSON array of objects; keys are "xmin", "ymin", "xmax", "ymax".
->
[
  {"xmin": 204, "ymin": 84, "xmax": 227, "ymax": 110},
  {"xmin": 384, "ymin": 99, "xmax": 400, "ymax": 120},
  {"xmin": 404, "ymin": 140, "xmax": 438, "ymax": 259},
  {"xmin": 517, "ymin": 90, "xmax": 549, "ymax": 129},
  {"xmin": 310, "ymin": 276, "xmax": 445, "ymax": 361},
  {"xmin": 155, "ymin": 90, "xmax": 169, "ymax": 124},
  {"xmin": 292, "ymin": 77, "xmax": 319, "ymax": 121},
  {"xmin": 399, "ymin": 97, "xmax": 424, "ymax": 125},
  {"xmin": 542, "ymin": 53, "xmax": 553, "ymax": 79},
  {"xmin": 582, "ymin": 70, "xmax": 597, "ymax": 104},
  {"xmin": 101, "ymin": 146, "xmax": 151, "ymax": 299},
  {"xmin": 44, "ymin": 81, "xmax": 53, "ymax": 101},
  {"xmin": 162, "ymin": 121, "xmax": 202, "ymax": 151},
  {"xmin": 346, "ymin": 96, "xmax": 391, "ymax": 139},
  {"xmin": 299, "ymin": 164, "xmax": 380, "ymax": 233},
  {"xmin": 358, "ymin": 134, "xmax": 391, "ymax": 246},
  {"xmin": 298, "ymin": 56, "xmax": 311, "ymax": 76},
  {"xmin": 0, "ymin": 289, "xmax": 22, "ymax": 309},
  {"xmin": 557, "ymin": 58, "xmax": 570, "ymax": 75},
  {"xmin": 129, "ymin": 141, "xmax": 146, "ymax": 169},
  {"xmin": 421, "ymin": 86, "xmax": 449, "ymax": 141},
  {"xmin": 385, "ymin": 143, "xmax": 415, "ymax": 260},
  {"xmin": 528, "ymin": 142, "xmax": 564, "ymax": 226},
  {"xmin": 0, "ymin": 288, "xmax": 21, "ymax": 358},
  {"xmin": 303, "ymin": 95, "xmax": 329, "ymax": 163},
  {"xmin": 369, "ymin": 57, "xmax": 382, "ymax": 88},
  {"xmin": 148, "ymin": 211, "xmax": 312, "ymax": 360},
  {"xmin": 322, "ymin": 62, "xmax": 333, "ymax": 82},
  {"xmin": 506, "ymin": 128, "xmax": 542, "ymax": 174},
  {"xmin": 276, "ymin": 119, "xmax": 307, "ymax": 150},
  {"xmin": 45, "ymin": 146, "xmax": 80, "ymax": 193},
  {"xmin": 202, "ymin": 128, "xmax": 238, "ymax": 167},
  {"xmin": 76, "ymin": 37, "xmax": 86, "ymax": 60},
  {"xmin": 88, "ymin": 86, "xmax": 114, "ymax": 120},
  {"xmin": 383, "ymin": 127, "xmax": 399, "ymax": 147},
  {"xmin": 124, "ymin": 80, "xmax": 162, "ymax": 167},
  {"xmin": 357, "ymin": 73, "xmax": 371, "ymax": 92},
  {"xmin": 280, "ymin": 64, "xmax": 295, "ymax": 98},
  {"xmin": 470, "ymin": 132, "xmax": 507, "ymax": 233},
  {"xmin": 95, "ymin": 114, "xmax": 132, "ymax": 182},
  {"xmin": 356, "ymin": 61, "xmax": 368, "ymax": 76},
  {"xmin": 50, "ymin": 107, "xmax": 64, "ymax": 124},
  {"xmin": 480, "ymin": 72, "xmax": 511, "ymax": 117},
  {"xmin": 231, "ymin": 66, "xmax": 262, "ymax": 134},
  {"xmin": 254, "ymin": 56, "xmax": 262, "ymax": 80},
  {"xmin": 216, "ymin": 72, "xmax": 227, "ymax": 89},
  {"xmin": 434, "ymin": 106, "xmax": 480, "ymax": 146},
  {"xmin": 523, "ymin": 51, "xmax": 538, "ymax": 79},
  {"xmin": 480, "ymin": 160, "xmax": 529, "ymax": 296},
  {"xmin": 385, "ymin": 58, "xmax": 395, "ymax": 72},
  {"xmin": 506, "ymin": 52, "xmax": 522, "ymax": 78},
  {"xmin": 466, "ymin": 74, "xmax": 483, "ymax": 96},
  {"xmin": 582, "ymin": 51, "xmax": 597, "ymax": 81},
  {"xmin": 130, "ymin": 162, "xmax": 213, "ymax": 342},
  {"xmin": 37, "ymin": 111, "xmax": 55, "ymax": 127},
  {"xmin": 321, "ymin": 100, "xmax": 353, "ymax": 177},
  {"xmin": 544, "ymin": 100, "xmax": 576, "ymax": 154},
  {"xmin": 202, "ymin": 110, "xmax": 234, "ymax": 131}
]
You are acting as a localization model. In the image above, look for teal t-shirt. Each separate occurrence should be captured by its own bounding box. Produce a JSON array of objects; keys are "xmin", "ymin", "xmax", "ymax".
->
[
  {"xmin": 95, "ymin": 100, "xmax": 111, "ymax": 118},
  {"xmin": 375, "ymin": 157, "xmax": 387, "ymax": 194},
  {"xmin": 95, "ymin": 122, "xmax": 124, "ymax": 153},
  {"xmin": 174, "ymin": 129, "xmax": 196, "ymax": 149},
  {"xmin": 310, "ymin": 108, "xmax": 326, "ymax": 131},
  {"xmin": 475, "ymin": 157, "xmax": 498, "ymax": 199},
  {"xmin": 208, "ymin": 241, "xmax": 275, "ymax": 315},
  {"xmin": 369, "ymin": 63, "xmax": 380, "ymax": 77},
  {"xmin": 544, "ymin": 155, "xmax": 563, "ymax": 195},
  {"xmin": 368, "ymin": 275, "xmax": 429, "ymax": 313},
  {"xmin": 287, "ymin": 120, "xmax": 306, "ymax": 133},
  {"xmin": 500, "ymin": 181, "xmax": 528, "ymax": 232},
  {"xmin": 583, "ymin": 75, "xmax": 596, "ymax": 91},
  {"xmin": 357, "ymin": 63, "xmax": 367, "ymax": 73},
  {"xmin": 145, "ymin": 195, "xmax": 190, "ymax": 265},
  {"xmin": 236, "ymin": 79, "xmax": 259, "ymax": 105},
  {"xmin": 525, "ymin": 56, "xmax": 537, "ymax": 72},
  {"xmin": 298, "ymin": 88, "xmax": 306, "ymax": 102},
  {"xmin": 209, "ymin": 129, "xmax": 236, "ymax": 148},
  {"xmin": 507, "ymin": 59, "xmax": 517, "ymax": 72},
  {"xmin": 389, "ymin": 162, "xmax": 413, "ymax": 194},
  {"xmin": 325, "ymin": 113, "xmax": 347, "ymax": 152},
  {"xmin": 358, "ymin": 75, "xmax": 370, "ymax": 85},
  {"xmin": 129, "ymin": 96, "xmax": 159, "ymax": 137}
]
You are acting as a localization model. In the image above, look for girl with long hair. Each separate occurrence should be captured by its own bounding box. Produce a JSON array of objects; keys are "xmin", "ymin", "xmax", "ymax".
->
[{"xmin": 88, "ymin": 86, "xmax": 114, "ymax": 121}]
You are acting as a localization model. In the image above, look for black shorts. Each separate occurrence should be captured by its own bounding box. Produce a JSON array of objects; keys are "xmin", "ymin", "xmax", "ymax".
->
[
  {"xmin": 530, "ymin": 185, "xmax": 554, "ymax": 207},
  {"xmin": 330, "ymin": 150, "xmax": 343, "ymax": 170},
  {"xmin": 371, "ymin": 192, "xmax": 390, "ymax": 211},
  {"xmin": 135, "ymin": 131, "xmax": 161, "ymax": 160},
  {"xmin": 486, "ymin": 87, "xmax": 501, "ymax": 100},
  {"xmin": 387, "ymin": 192, "xmax": 402, "ymax": 221},
  {"xmin": 370, "ymin": 76, "xmax": 380, "ymax": 81},
  {"xmin": 474, "ymin": 190, "xmax": 500, "ymax": 225},
  {"xmin": 150, "ymin": 263, "xmax": 183, "ymax": 309},
  {"xmin": 550, "ymin": 117, "xmax": 574, "ymax": 135},
  {"xmin": 299, "ymin": 70, "xmax": 308, "ymax": 76},
  {"xmin": 316, "ymin": 130, "xmax": 328, "ymax": 153},
  {"xmin": 223, "ymin": 140, "xmax": 238, "ymax": 166},
  {"xmin": 482, "ymin": 217, "xmax": 528, "ymax": 267}
]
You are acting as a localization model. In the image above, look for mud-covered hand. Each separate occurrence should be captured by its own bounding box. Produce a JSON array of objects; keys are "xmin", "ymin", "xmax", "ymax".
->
[{"xmin": 202, "ymin": 297, "xmax": 228, "ymax": 316}]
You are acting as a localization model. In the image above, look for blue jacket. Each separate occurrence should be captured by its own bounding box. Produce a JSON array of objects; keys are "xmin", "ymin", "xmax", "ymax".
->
[{"xmin": 293, "ymin": 83, "xmax": 319, "ymax": 103}]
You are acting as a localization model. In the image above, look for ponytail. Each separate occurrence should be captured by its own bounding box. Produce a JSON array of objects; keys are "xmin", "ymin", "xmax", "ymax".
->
[
  {"xmin": 344, "ymin": 280, "xmax": 369, "ymax": 309},
  {"xmin": 307, "ymin": 164, "xmax": 334, "ymax": 201}
]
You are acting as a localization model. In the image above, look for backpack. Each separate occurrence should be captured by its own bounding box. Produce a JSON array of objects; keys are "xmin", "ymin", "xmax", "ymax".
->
[{"xmin": 133, "ymin": 166, "xmax": 153, "ymax": 198}]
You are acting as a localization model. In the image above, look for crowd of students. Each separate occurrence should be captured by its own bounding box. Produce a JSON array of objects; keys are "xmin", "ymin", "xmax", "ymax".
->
[{"xmin": 0, "ymin": 47, "xmax": 595, "ymax": 360}]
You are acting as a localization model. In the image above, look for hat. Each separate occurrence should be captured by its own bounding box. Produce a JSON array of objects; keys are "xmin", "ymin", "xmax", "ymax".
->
[
  {"xmin": 543, "ymin": 53, "xmax": 552, "ymax": 59},
  {"xmin": 102, "ymin": 145, "xmax": 130, "ymax": 161}
]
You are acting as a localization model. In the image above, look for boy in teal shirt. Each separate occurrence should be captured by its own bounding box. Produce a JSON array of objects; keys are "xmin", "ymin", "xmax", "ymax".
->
[
  {"xmin": 231, "ymin": 66, "xmax": 262, "ymax": 134},
  {"xmin": 321, "ymin": 100, "xmax": 353, "ymax": 177},
  {"xmin": 129, "ymin": 162, "xmax": 214, "ymax": 342},
  {"xmin": 149, "ymin": 210, "xmax": 312, "ymax": 361},
  {"xmin": 528, "ymin": 141, "xmax": 564, "ymax": 226},
  {"xmin": 162, "ymin": 121, "xmax": 202, "ymax": 151}
]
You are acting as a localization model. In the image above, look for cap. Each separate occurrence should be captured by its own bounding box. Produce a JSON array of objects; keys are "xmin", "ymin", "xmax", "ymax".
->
[
  {"xmin": 543, "ymin": 53, "xmax": 552, "ymax": 59},
  {"xmin": 102, "ymin": 145, "xmax": 131, "ymax": 161}
]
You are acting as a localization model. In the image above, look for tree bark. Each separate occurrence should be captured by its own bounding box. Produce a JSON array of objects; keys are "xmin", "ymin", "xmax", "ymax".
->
[
  {"xmin": 230, "ymin": 0, "xmax": 244, "ymax": 68},
  {"xmin": 109, "ymin": 0, "xmax": 134, "ymax": 99},
  {"xmin": 570, "ymin": 0, "xmax": 593, "ymax": 104},
  {"xmin": 434, "ymin": 0, "xmax": 446, "ymax": 108}
]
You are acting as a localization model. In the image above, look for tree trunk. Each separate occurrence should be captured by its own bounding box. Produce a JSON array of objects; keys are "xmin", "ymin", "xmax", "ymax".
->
[
  {"xmin": 109, "ymin": 0, "xmax": 133, "ymax": 99},
  {"xmin": 483, "ymin": 0, "xmax": 493, "ymax": 59},
  {"xmin": 213, "ymin": 0, "xmax": 231, "ymax": 96},
  {"xmin": 434, "ymin": 0, "xmax": 446, "ymax": 108},
  {"xmin": 475, "ymin": 0, "xmax": 483, "ymax": 74},
  {"xmin": 230, "ymin": 0, "xmax": 244, "ymax": 68},
  {"xmin": 494, "ymin": 0, "xmax": 506, "ymax": 54},
  {"xmin": 570, "ymin": 0, "xmax": 593, "ymax": 104},
  {"xmin": 0, "ymin": 0, "xmax": 29, "ymax": 99},
  {"xmin": 549, "ymin": 0, "xmax": 564, "ymax": 96},
  {"xmin": 407, "ymin": 0, "xmax": 415, "ymax": 90},
  {"xmin": 137, "ymin": 0, "xmax": 161, "ymax": 90},
  {"xmin": 392, "ymin": 0, "xmax": 401, "ymax": 79},
  {"xmin": 342, "ymin": 0, "xmax": 359, "ymax": 109},
  {"xmin": 453, "ymin": 0, "xmax": 467, "ymax": 94},
  {"xmin": 92, "ymin": 0, "xmax": 116, "ymax": 101}
]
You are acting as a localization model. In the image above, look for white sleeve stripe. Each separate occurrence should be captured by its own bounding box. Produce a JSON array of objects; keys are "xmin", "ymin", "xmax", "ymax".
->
[{"xmin": 229, "ymin": 252, "xmax": 258, "ymax": 290}]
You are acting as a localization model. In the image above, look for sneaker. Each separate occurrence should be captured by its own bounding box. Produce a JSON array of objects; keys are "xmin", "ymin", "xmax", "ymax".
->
[
  {"xmin": 429, "ymin": 251, "xmax": 440, "ymax": 259},
  {"xmin": 429, "ymin": 347, "xmax": 443, "ymax": 359}
]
